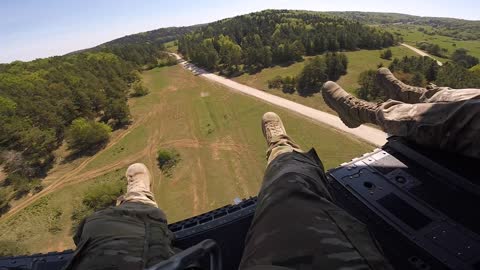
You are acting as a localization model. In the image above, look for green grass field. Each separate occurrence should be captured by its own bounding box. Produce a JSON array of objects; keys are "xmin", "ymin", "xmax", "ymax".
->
[
  {"xmin": 0, "ymin": 65, "xmax": 374, "ymax": 255},
  {"xmin": 387, "ymin": 25, "xmax": 480, "ymax": 60},
  {"xmin": 233, "ymin": 46, "xmax": 417, "ymax": 112}
]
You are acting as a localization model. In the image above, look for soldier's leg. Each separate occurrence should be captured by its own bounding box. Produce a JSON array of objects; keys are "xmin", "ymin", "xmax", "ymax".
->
[
  {"xmin": 376, "ymin": 68, "xmax": 438, "ymax": 103},
  {"xmin": 376, "ymin": 99, "xmax": 480, "ymax": 158},
  {"xmin": 239, "ymin": 112, "xmax": 391, "ymax": 270},
  {"xmin": 116, "ymin": 163, "xmax": 159, "ymax": 208},
  {"xmin": 376, "ymin": 68, "xmax": 480, "ymax": 104}
]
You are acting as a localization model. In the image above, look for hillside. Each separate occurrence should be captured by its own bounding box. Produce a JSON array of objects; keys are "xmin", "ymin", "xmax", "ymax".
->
[
  {"xmin": 0, "ymin": 64, "xmax": 373, "ymax": 254},
  {"xmin": 327, "ymin": 11, "xmax": 480, "ymax": 40},
  {"xmin": 1, "ymin": 8, "xmax": 479, "ymax": 256}
]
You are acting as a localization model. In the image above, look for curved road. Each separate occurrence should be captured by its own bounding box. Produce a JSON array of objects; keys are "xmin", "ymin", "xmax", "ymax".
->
[
  {"xmin": 401, "ymin": 43, "xmax": 443, "ymax": 66},
  {"xmin": 171, "ymin": 53, "xmax": 387, "ymax": 146}
]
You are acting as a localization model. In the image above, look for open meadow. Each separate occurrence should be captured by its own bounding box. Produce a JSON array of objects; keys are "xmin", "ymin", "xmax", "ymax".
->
[
  {"xmin": 233, "ymin": 46, "xmax": 417, "ymax": 112},
  {"xmin": 0, "ymin": 65, "xmax": 374, "ymax": 254}
]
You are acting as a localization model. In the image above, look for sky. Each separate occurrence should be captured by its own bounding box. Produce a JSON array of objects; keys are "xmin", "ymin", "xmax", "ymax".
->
[{"xmin": 1, "ymin": 0, "xmax": 479, "ymax": 63}]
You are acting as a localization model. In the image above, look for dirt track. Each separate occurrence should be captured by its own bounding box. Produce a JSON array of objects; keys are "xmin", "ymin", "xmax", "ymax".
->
[
  {"xmin": 400, "ymin": 43, "xmax": 443, "ymax": 66},
  {"xmin": 172, "ymin": 53, "xmax": 387, "ymax": 147}
]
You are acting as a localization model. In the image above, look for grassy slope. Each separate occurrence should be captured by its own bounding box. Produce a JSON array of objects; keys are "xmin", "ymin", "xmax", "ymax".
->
[
  {"xmin": 233, "ymin": 46, "xmax": 417, "ymax": 112},
  {"xmin": 0, "ymin": 65, "xmax": 373, "ymax": 254},
  {"xmin": 388, "ymin": 25, "xmax": 480, "ymax": 59}
]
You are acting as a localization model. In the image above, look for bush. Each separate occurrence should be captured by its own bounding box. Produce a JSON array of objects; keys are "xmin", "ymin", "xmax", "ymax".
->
[
  {"xmin": 451, "ymin": 48, "xmax": 479, "ymax": 69},
  {"xmin": 380, "ymin": 49, "xmax": 393, "ymax": 60},
  {"xmin": 356, "ymin": 70, "xmax": 385, "ymax": 102},
  {"xmin": 66, "ymin": 118, "xmax": 112, "ymax": 153},
  {"xmin": 70, "ymin": 179, "xmax": 125, "ymax": 234},
  {"xmin": 130, "ymin": 81, "xmax": 150, "ymax": 97},
  {"xmin": 325, "ymin": 52, "xmax": 348, "ymax": 81},
  {"xmin": 157, "ymin": 149, "xmax": 180, "ymax": 175},
  {"xmin": 6, "ymin": 173, "xmax": 42, "ymax": 199},
  {"xmin": 0, "ymin": 188, "xmax": 11, "ymax": 215},
  {"xmin": 267, "ymin": 76, "xmax": 283, "ymax": 89},
  {"xmin": 297, "ymin": 56, "xmax": 327, "ymax": 96},
  {"xmin": 83, "ymin": 182, "xmax": 125, "ymax": 211}
]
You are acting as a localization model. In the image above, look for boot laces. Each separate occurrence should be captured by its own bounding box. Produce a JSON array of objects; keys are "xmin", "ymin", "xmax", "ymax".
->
[{"xmin": 265, "ymin": 121, "xmax": 284, "ymax": 138}]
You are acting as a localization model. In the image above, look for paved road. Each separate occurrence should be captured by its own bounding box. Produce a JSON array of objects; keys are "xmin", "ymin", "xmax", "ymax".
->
[
  {"xmin": 171, "ymin": 53, "xmax": 387, "ymax": 147},
  {"xmin": 401, "ymin": 43, "xmax": 443, "ymax": 66}
]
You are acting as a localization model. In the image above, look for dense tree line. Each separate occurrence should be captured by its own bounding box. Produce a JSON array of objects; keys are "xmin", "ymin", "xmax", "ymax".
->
[
  {"xmin": 357, "ymin": 56, "xmax": 480, "ymax": 101},
  {"xmin": 451, "ymin": 48, "xmax": 479, "ymax": 69},
  {"xmin": 179, "ymin": 10, "xmax": 397, "ymax": 74},
  {"xmin": 328, "ymin": 12, "xmax": 480, "ymax": 40},
  {"xmin": 0, "ymin": 43, "xmax": 164, "ymax": 206},
  {"xmin": 268, "ymin": 53, "xmax": 348, "ymax": 96}
]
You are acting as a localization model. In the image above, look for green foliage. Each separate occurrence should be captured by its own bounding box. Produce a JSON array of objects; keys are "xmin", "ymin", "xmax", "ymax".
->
[
  {"xmin": 411, "ymin": 72, "xmax": 427, "ymax": 87},
  {"xmin": 389, "ymin": 55, "xmax": 480, "ymax": 88},
  {"xmin": 296, "ymin": 56, "xmax": 328, "ymax": 96},
  {"xmin": 156, "ymin": 53, "xmax": 178, "ymax": 68},
  {"xmin": 416, "ymin": 42, "xmax": 448, "ymax": 58},
  {"xmin": 267, "ymin": 76, "xmax": 284, "ymax": 89},
  {"xmin": 65, "ymin": 118, "xmax": 112, "ymax": 153},
  {"xmin": 7, "ymin": 173, "xmax": 42, "ymax": 199},
  {"xmin": 179, "ymin": 10, "xmax": 396, "ymax": 74},
  {"xmin": 328, "ymin": 11, "xmax": 480, "ymax": 41},
  {"xmin": 380, "ymin": 49, "xmax": 393, "ymax": 60},
  {"xmin": 325, "ymin": 52, "xmax": 348, "ymax": 81},
  {"xmin": 157, "ymin": 148, "xmax": 180, "ymax": 175},
  {"xmin": 82, "ymin": 181, "xmax": 125, "ymax": 211},
  {"xmin": 435, "ymin": 62, "xmax": 480, "ymax": 88},
  {"xmin": 70, "ymin": 179, "xmax": 125, "ymax": 234},
  {"xmin": 130, "ymin": 81, "xmax": 150, "ymax": 97},
  {"xmin": 451, "ymin": 48, "xmax": 479, "ymax": 69},
  {"xmin": 0, "ymin": 188, "xmax": 11, "ymax": 215},
  {"xmin": 357, "ymin": 70, "xmax": 385, "ymax": 101},
  {"xmin": 389, "ymin": 56, "xmax": 439, "ymax": 81}
]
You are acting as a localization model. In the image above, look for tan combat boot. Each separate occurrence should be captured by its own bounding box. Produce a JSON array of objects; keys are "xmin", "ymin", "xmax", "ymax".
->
[
  {"xmin": 322, "ymin": 81, "xmax": 379, "ymax": 128},
  {"xmin": 262, "ymin": 112, "xmax": 302, "ymax": 163},
  {"xmin": 261, "ymin": 112, "xmax": 288, "ymax": 146},
  {"xmin": 117, "ymin": 163, "xmax": 157, "ymax": 207},
  {"xmin": 376, "ymin": 68, "xmax": 428, "ymax": 103},
  {"xmin": 126, "ymin": 163, "xmax": 152, "ymax": 192}
]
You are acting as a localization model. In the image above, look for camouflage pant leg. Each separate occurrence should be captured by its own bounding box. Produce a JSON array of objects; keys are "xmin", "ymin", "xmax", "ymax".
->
[
  {"xmin": 375, "ymin": 89, "xmax": 480, "ymax": 158},
  {"xmin": 116, "ymin": 190, "xmax": 158, "ymax": 208},
  {"xmin": 266, "ymin": 134, "xmax": 303, "ymax": 165},
  {"xmin": 239, "ymin": 150, "xmax": 392, "ymax": 270}
]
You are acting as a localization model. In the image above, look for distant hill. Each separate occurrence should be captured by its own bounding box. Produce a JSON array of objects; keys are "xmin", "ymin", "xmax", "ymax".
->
[
  {"xmin": 325, "ymin": 11, "xmax": 480, "ymax": 40},
  {"xmin": 98, "ymin": 11, "xmax": 478, "ymax": 51},
  {"xmin": 98, "ymin": 25, "xmax": 203, "ymax": 47}
]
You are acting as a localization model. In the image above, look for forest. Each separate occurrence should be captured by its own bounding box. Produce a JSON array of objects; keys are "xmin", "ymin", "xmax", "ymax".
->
[
  {"xmin": 0, "ymin": 43, "xmax": 173, "ymax": 212},
  {"xmin": 178, "ymin": 10, "xmax": 398, "ymax": 74}
]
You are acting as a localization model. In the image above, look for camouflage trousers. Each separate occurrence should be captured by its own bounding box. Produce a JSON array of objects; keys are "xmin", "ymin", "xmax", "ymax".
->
[
  {"xmin": 239, "ymin": 149, "xmax": 392, "ymax": 270},
  {"xmin": 375, "ymin": 88, "xmax": 480, "ymax": 158}
]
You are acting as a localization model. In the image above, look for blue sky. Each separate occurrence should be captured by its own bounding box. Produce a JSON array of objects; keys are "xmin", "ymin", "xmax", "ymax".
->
[{"xmin": 1, "ymin": 0, "xmax": 479, "ymax": 63}]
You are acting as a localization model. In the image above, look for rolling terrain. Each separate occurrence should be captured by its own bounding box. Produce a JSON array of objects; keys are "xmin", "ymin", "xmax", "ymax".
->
[
  {"xmin": 0, "ymin": 64, "xmax": 373, "ymax": 254},
  {"xmin": 1, "ymin": 9, "xmax": 479, "ymax": 256}
]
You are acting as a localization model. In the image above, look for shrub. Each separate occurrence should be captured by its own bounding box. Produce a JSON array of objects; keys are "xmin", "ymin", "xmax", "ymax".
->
[
  {"xmin": 66, "ymin": 118, "xmax": 112, "ymax": 153},
  {"xmin": 325, "ymin": 52, "xmax": 348, "ymax": 81},
  {"xmin": 6, "ymin": 173, "xmax": 42, "ymax": 199},
  {"xmin": 0, "ymin": 188, "xmax": 11, "ymax": 215},
  {"xmin": 451, "ymin": 48, "xmax": 479, "ymax": 69},
  {"xmin": 82, "ymin": 182, "xmax": 125, "ymax": 211},
  {"xmin": 267, "ymin": 76, "xmax": 283, "ymax": 89},
  {"xmin": 130, "ymin": 81, "xmax": 150, "ymax": 97},
  {"xmin": 70, "ymin": 179, "xmax": 125, "ymax": 234},
  {"xmin": 357, "ymin": 69, "xmax": 385, "ymax": 102},
  {"xmin": 380, "ymin": 49, "xmax": 393, "ymax": 60},
  {"xmin": 157, "ymin": 149, "xmax": 180, "ymax": 175}
]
